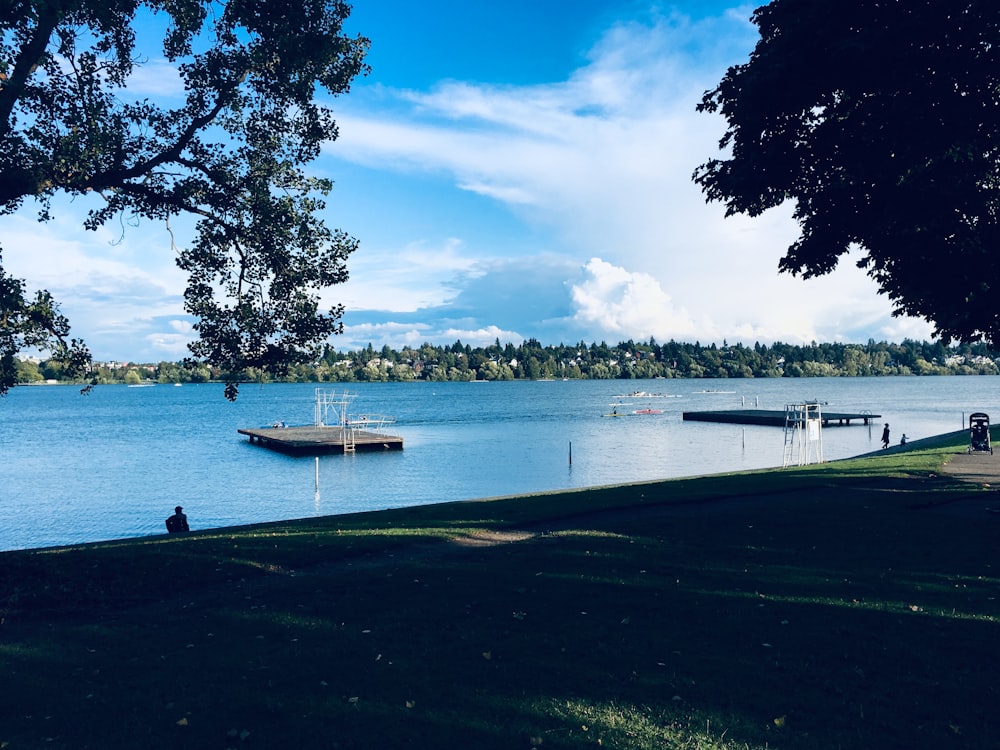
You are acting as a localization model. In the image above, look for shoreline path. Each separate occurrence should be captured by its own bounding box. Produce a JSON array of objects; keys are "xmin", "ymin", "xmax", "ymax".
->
[{"xmin": 941, "ymin": 448, "xmax": 1000, "ymax": 485}]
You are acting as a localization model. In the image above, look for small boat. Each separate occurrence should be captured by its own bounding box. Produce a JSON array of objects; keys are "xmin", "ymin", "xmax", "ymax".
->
[{"xmin": 632, "ymin": 408, "xmax": 664, "ymax": 415}]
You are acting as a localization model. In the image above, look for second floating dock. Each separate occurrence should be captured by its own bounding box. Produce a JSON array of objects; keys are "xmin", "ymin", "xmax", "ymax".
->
[{"xmin": 682, "ymin": 409, "xmax": 880, "ymax": 427}]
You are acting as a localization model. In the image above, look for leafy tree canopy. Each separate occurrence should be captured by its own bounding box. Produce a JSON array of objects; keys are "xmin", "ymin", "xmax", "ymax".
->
[
  {"xmin": 1, "ymin": 0, "xmax": 369, "ymax": 398},
  {"xmin": 694, "ymin": 1, "xmax": 1000, "ymax": 346}
]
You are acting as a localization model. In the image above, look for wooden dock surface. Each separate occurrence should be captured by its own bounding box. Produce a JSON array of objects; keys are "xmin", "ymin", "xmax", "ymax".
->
[
  {"xmin": 682, "ymin": 409, "xmax": 880, "ymax": 427},
  {"xmin": 238, "ymin": 425, "xmax": 404, "ymax": 455}
]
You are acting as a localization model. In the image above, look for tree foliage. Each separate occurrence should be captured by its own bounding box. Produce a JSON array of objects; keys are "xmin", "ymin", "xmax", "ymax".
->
[
  {"xmin": 0, "ymin": 251, "xmax": 92, "ymax": 393},
  {"xmin": 29, "ymin": 337, "xmax": 1000, "ymax": 386},
  {"xmin": 694, "ymin": 1, "xmax": 1000, "ymax": 346},
  {"xmin": 0, "ymin": 0, "xmax": 369, "ymax": 398}
]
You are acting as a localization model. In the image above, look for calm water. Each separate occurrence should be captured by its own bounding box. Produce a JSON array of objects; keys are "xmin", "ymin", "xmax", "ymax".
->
[{"xmin": 3, "ymin": 377, "xmax": 998, "ymax": 551}]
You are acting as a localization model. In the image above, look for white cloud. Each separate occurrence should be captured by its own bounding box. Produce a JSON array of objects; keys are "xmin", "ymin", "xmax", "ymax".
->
[
  {"xmin": 437, "ymin": 324, "xmax": 523, "ymax": 348},
  {"xmin": 339, "ymin": 320, "xmax": 523, "ymax": 352},
  {"xmin": 339, "ymin": 321, "xmax": 431, "ymax": 350},
  {"xmin": 332, "ymin": 237, "xmax": 480, "ymax": 313},
  {"xmin": 0, "ymin": 206, "xmax": 191, "ymax": 359},
  {"xmin": 145, "ymin": 320, "xmax": 196, "ymax": 356},
  {"xmin": 456, "ymin": 181, "xmax": 537, "ymax": 205},
  {"xmin": 326, "ymin": 6, "xmax": 933, "ymax": 348},
  {"xmin": 124, "ymin": 58, "xmax": 186, "ymax": 99},
  {"xmin": 571, "ymin": 257, "xmax": 697, "ymax": 340},
  {"xmin": 1, "ymin": 204, "xmax": 184, "ymax": 291}
]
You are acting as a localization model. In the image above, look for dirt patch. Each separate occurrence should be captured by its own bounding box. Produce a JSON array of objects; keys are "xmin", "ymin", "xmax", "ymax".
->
[{"xmin": 450, "ymin": 529, "xmax": 540, "ymax": 547}]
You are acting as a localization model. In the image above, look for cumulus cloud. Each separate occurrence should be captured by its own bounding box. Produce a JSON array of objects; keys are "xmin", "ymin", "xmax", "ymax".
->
[
  {"xmin": 437, "ymin": 324, "xmax": 523, "ymax": 348},
  {"xmin": 571, "ymin": 257, "xmax": 697, "ymax": 340}
]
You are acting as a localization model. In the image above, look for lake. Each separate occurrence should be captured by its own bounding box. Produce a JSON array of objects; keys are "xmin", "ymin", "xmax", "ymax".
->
[{"xmin": 3, "ymin": 376, "xmax": 997, "ymax": 551}]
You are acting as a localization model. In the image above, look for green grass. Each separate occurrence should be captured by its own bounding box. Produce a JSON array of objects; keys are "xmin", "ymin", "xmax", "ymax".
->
[{"xmin": 3, "ymin": 429, "xmax": 999, "ymax": 749}]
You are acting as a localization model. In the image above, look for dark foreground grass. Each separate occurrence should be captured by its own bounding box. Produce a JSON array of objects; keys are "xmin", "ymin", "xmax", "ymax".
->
[{"xmin": 3, "ymin": 431, "xmax": 999, "ymax": 749}]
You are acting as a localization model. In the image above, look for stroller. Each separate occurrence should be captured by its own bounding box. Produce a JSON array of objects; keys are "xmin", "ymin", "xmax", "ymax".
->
[{"xmin": 968, "ymin": 412, "xmax": 993, "ymax": 454}]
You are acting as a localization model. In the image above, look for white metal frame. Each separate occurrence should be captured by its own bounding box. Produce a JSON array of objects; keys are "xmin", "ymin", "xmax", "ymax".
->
[{"xmin": 783, "ymin": 402, "xmax": 825, "ymax": 467}]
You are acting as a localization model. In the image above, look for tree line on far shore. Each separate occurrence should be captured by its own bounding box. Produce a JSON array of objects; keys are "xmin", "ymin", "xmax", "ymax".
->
[{"xmin": 14, "ymin": 338, "xmax": 1000, "ymax": 387}]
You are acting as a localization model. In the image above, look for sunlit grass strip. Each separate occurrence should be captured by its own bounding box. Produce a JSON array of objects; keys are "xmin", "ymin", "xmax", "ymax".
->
[
  {"xmin": 686, "ymin": 587, "xmax": 1000, "ymax": 622},
  {"xmin": 538, "ymin": 697, "xmax": 767, "ymax": 750}
]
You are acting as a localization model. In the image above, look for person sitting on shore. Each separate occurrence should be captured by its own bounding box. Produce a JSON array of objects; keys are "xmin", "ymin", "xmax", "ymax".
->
[{"xmin": 165, "ymin": 506, "xmax": 189, "ymax": 533}]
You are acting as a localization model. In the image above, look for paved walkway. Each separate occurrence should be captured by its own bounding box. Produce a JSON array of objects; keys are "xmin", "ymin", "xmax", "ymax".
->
[
  {"xmin": 931, "ymin": 448, "xmax": 1000, "ymax": 518},
  {"xmin": 940, "ymin": 448, "xmax": 1000, "ymax": 486}
]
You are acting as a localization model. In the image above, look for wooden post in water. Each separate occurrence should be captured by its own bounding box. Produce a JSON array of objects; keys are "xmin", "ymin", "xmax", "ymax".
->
[{"xmin": 569, "ymin": 441, "xmax": 573, "ymax": 466}]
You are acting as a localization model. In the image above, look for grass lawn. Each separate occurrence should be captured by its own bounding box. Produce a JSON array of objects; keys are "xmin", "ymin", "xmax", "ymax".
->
[{"xmin": 2, "ymin": 430, "xmax": 999, "ymax": 749}]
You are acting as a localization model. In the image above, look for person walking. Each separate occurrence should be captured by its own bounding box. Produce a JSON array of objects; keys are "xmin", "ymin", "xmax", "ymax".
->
[
  {"xmin": 881, "ymin": 423, "xmax": 890, "ymax": 449},
  {"xmin": 166, "ymin": 505, "xmax": 189, "ymax": 533}
]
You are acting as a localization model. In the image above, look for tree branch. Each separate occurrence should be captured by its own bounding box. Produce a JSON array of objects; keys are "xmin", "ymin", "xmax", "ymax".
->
[{"xmin": 0, "ymin": 2, "xmax": 62, "ymax": 134}]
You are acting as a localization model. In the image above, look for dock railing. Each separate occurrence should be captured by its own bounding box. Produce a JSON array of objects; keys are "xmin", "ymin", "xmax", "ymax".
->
[{"xmin": 346, "ymin": 414, "xmax": 397, "ymax": 436}]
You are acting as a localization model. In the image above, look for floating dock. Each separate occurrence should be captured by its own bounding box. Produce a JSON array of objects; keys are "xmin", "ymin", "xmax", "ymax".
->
[
  {"xmin": 682, "ymin": 409, "xmax": 880, "ymax": 427},
  {"xmin": 238, "ymin": 425, "xmax": 403, "ymax": 455},
  {"xmin": 239, "ymin": 389, "xmax": 403, "ymax": 455}
]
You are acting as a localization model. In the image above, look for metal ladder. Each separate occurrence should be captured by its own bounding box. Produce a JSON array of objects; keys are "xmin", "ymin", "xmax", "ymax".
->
[{"xmin": 782, "ymin": 405, "xmax": 799, "ymax": 467}]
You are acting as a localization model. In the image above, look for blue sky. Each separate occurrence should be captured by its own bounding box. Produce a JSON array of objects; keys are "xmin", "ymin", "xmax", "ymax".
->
[{"xmin": 1, "ymin": 1, "xmax": 935, "ymax": 363}]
